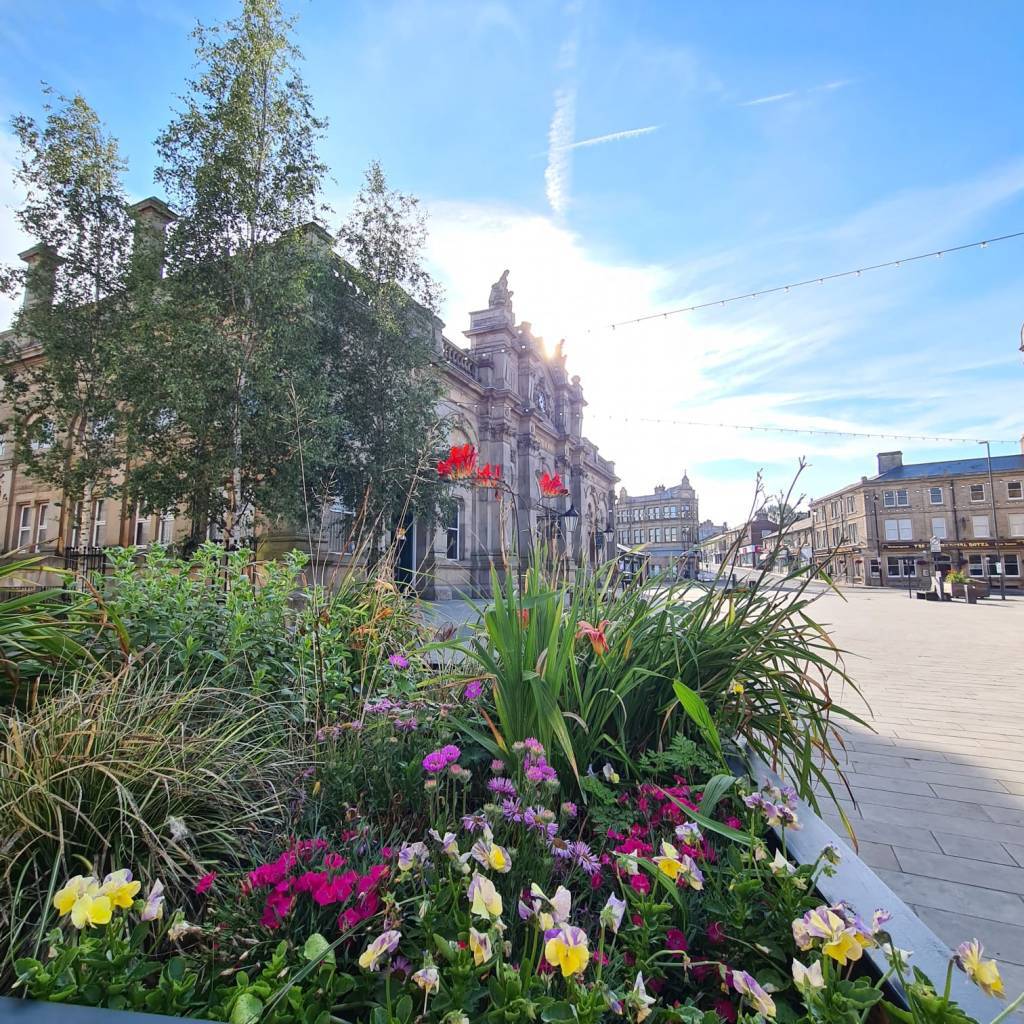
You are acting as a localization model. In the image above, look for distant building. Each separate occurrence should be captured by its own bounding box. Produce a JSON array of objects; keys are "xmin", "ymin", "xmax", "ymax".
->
[
  {"xmin": 809, "ymin": 447, "xmax": 1024, "ymax": 590},
  {"xmin": 759, "ymin": 515, "xmax": 814, "ymax": 570},
  {"xmin": 615, "ymin": 473, "xmax": 700, "ymax": 576},
  {"xmin": 698, "ymin": 519, "xmax": 728, "ymax": 542},
  {"xmin": 698, "ymin": 515, "xmax": 777, "ymax": 572}
]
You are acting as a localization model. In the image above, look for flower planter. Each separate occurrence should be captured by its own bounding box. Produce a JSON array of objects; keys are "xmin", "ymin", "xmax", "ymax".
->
[
  {"xmin": 743, "ymin": 751, "xmax": 1004, "ymax": 1023},
  {"xmin": 950, "ymin": 582, "xmax": 987, "ymax": 603}
]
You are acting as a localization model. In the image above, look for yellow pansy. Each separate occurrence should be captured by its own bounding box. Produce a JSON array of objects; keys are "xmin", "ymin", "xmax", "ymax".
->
[
  {"xmin": 469, "ymin": 926, "xmax": 492, "ymax": 965},
  {"xmin": 54, "ymin": 875, "xmax": 97, "ymax": 916},
  {"xmin": 729, "ymin": 682, "xmax": 745, "ymax": 695},
  {"xmin": 955, "ymin": 940, "xmax": 1005, "ymax": 999},
  {"xmin": 544, "ymin": 924, "xmax": 589, "ymax": 978},
  {"xmin": 54, "ymin": 875, "xmax": 113, "ymax": 929},
  {"xmin": 653, "ymin": 841, "xmax": 684, "ymax": 880},
  {"xmin": 357, "ymin": 930, "xmax": 401, "ymax": 972},
  {"xmin": 71, "ymin": 892, "xmax": 113, "ymax": 929},
  {"xmin": 467, "ymin": 872, "xmax": 503, "ymax": 920},
  {"xmin": 100, "ymin": 869, "xmax": 141, "ymax": 909}
]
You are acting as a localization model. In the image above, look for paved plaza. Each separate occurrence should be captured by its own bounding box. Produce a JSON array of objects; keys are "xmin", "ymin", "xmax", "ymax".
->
[{"xmin": 809, "ymin": 587, "xmax": 1024, "ymax": 990}]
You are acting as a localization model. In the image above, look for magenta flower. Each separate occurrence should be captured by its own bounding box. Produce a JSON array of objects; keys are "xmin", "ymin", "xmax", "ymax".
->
[
  {"xmin": 195, "ymin": 872, "xmax": 217, "ymax": 896},
  {"xmin": 422, "ymin": 744, "xmax": 461, "ymax": 773},
  {"xmin": 464, "ymin": 679, "xmax": 484, "ymax": 699},
  {"xmin": 388, "ymin": 653, "xmax": 410, "ymax": 669},
  {"xmin": 523, "ymin": 737, "xmax": 545, "ymax": 756}
]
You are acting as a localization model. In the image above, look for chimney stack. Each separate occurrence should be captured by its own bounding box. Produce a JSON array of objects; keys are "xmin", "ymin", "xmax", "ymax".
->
[
  {"xmin": 877, "ymin": 451, "xmax": 903, "ymax": 474},
  {"xmin": 18, "ymin": 243, "xmax": 61, "ymax": 310},
  {"xmin": 127, "ymin": 197, "xmax": 176, "ymax": 279}
]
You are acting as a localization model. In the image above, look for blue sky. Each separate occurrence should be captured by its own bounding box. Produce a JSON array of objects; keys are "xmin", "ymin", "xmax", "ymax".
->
[{"xmin": 2, "ymin": 1, "xmax": 1023, "ymax": 521}]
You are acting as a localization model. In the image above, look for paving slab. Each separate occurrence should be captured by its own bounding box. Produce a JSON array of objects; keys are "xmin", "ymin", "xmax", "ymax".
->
[{"xmin": 810, "ymin": 588, "xmax": 1024, "ymax": 988}]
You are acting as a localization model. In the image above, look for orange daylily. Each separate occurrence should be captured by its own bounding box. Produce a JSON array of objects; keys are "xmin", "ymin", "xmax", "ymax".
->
[{"xmin": 576, "ymin": 619, "xmax": 611, "ymax": 655}]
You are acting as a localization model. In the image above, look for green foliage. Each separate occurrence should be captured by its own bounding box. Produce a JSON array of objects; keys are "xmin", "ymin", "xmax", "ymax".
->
[
  {"xmin": 0, "ymin": 88, "xmax": 137, "ymax": 546},
  {"xmin": 0, "ymin": 558, "xmax": 108, "ymax": 705},
  {"xmin": 320, "ymin": 159, "xmax": 449, "ymax": 554},
  {"xmin": 634, "ymin": 732, "xmax": 720, "ymax": 781},
  {"xmin": 150, "ymin": 0, "xmax": 332, "ymax": 542},
  {"xmin": 884, "ymin": 968, "xmax": 979, "ymax": 1024},
  {"xmin": 0, "ymin": 665, "xmax": 300, "ymax": 974},
  {"xmin": 100, "ymin": 544, "xmax": 307, "ymax": 693}
]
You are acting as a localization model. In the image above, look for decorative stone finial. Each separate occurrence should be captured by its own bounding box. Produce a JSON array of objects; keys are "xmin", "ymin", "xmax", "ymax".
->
[{"xmin": 488, "ymin": 269, "xmax": 513, "ymax": 311}]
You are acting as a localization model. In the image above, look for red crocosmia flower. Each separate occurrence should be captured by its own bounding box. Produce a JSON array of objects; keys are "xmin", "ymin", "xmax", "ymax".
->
[
  {"xmin": 476, "ymin": 463, "xmax": 502, "ymax": 486},
  {"xmin": 576, "ymin": 619, "xmax": 611, "ymax": 655},
  {"xmin": 539, "ymin": 471, "xmax": 569, "ymax": 497},
  {"xmin": 437, "ymin": 444, "xmax": 478, "ymax": 481},
  {"xmin": 519, "ymin": 609, "xmax": 530, "ymax": 626},
  {"xmin": 195, "ymin": 872, "xmax": 217, "ymax": 896}
]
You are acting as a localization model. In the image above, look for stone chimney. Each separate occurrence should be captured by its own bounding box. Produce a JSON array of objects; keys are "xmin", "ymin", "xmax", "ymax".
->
[
  {"xmin": 19, "ymin": 243, "xmax": 61, "ymax": 309},
  {"xmin": 877, "ymin": 451, "xmax": 903, "ymax": 474},
  {"xmin": 127, "ymin": 197, "xmax": 176, "ymax": 279}
]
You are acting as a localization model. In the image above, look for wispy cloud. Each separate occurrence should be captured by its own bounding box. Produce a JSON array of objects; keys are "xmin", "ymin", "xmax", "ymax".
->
[
  {"xmin": 740, "ymin": 91, "xmax": 796, "ymax": 108},
  {"xmin": 740, "ymin": 78, "xmax": 853, "ymax": 108},
  {"xmin": 560, "ymin": 125, "xmax": 660, "ymax": 151},
  {"xmin": 544, "ymin": 87, "xmax": 576, "ymax": 217},
  {"xmin": 543, "ymin": 5, "xmax": 583, "ymax": 217}
]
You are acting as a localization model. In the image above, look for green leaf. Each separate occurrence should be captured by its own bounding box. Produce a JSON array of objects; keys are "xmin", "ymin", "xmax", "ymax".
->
[
  {"xmin": 302, "ymin": 933, "xmax": 335, "ymax": 966},
  {"xmin": 698, "ymin": 773, "xmax": 735, "ymax": 815},
  {"xmin": 541, "ymin": 1001, "xmax": 578, "ymax": 1022},
  {"xmin": 230, "ymin": 992, "xmax": 264, "ymax": 1024},
  {"xmin": 672, "ymin": 680, "xmax": 723, "ymax": 759}
]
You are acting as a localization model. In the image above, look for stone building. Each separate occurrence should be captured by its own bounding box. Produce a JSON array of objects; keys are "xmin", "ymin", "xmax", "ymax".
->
[
  {"xmin": 697, "ymin": 515, "xmax": 777, "ymax": 572},
  {"xmin": 0, "ymin": 206, "xmax": 618, "ymax": 599},
  {"xmin": 614, "ymin": 473, "xmax": 700, "ymax": 576},
  {"xmin": 379, "ymin": 271, "xmax": 619, "ymax": 598},
  {"xmin": 809, "ymin": 448, "xmax": 1024, "ymax": 591},
  {"xmin": 759, "ymin": 515, "xmax": 814, "ymax": 570}
]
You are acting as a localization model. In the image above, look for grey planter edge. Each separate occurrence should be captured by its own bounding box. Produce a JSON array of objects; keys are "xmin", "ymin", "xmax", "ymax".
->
[
  {"xmin": 744, "ymin": 749, "xmax": 1003, "ymax": 1023},
  {"xmin": 0, "ymin": 997, "xmax": 208, "ymax": 1023}
]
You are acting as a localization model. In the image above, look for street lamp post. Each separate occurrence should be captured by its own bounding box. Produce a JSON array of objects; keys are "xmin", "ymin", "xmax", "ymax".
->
[
  {"xmin": 871, "ymin": 492, "xmax": 886, "ymax": 589},
  {"xmin": 980, "ymin": 440, "xmax": 1007, "ymax": 601},
  {"xmin": 561, "ymin": 502, "xmax": 580, "ymax": 566}
]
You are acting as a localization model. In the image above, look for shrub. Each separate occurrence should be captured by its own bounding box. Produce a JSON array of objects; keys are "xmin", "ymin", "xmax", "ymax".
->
[{"xmin": 0, "ymin": 664, "xmax": 301, "ymax": 977}]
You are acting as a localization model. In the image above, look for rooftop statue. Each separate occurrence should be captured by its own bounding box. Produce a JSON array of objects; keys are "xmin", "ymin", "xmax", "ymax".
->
[{"xmin": 488, "ymin": 269, "xmax": 513, "ymax": 310}]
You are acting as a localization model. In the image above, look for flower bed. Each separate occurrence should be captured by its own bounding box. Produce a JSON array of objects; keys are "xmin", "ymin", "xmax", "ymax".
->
[{"xmin": 1, "ymin": 545, "xmax": 1019, "ymax": 1024}]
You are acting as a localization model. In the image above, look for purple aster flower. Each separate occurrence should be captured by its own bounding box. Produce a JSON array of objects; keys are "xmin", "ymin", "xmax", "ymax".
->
[
  {"xmin": 548, "ymin": 835, "xmax": 572, "ymax": 859},
  {"xmin": 388, "ymin": 653, "xmax": 410, "ymax": 669},
  {"xmin": 560, "ymin": 801, "xmax": 578, "ymax": 819},
  {"xmin": 490, "ymin": 759, "xmax": 506, "ymax": 774},
  {"xmin": 461, "ymin": 811, "xmax": 489, "ymax": 833},
  {"xmin": 568, "ymin": 840, "xmax": 599, "ymax": 875},
  {"xmin": 523, "ymin": 737, "xmax": 545, "ymax": 756},
  {"xmin": 464, "ymin": 679, "xmax": 484, "ymax": 700},
  {"xmin": 501, "ymin": 797, "xmax": 524, "ymax": 823},
  {"xmin": 488, "ymin": 776, "xmax": 517, "ymax": 798},
  {"xmin": 394, "ymin": 716, "xmax": 418, "ymax": 732},
  {"xmin": 525, "ymin": 756, "xmax": 558, "ymax": 785}
]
